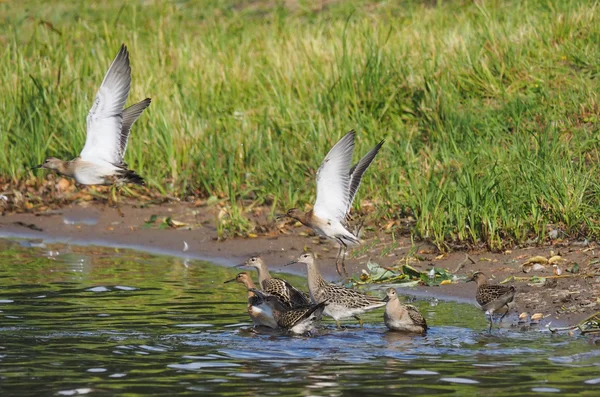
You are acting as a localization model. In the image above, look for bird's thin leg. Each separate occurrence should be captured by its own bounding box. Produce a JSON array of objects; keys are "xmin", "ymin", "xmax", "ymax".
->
[
  {"xmin": 335, "ymin": 240, "xmax": 349, "ymax": 278},
  {"xmin": 109, "ymin": 185, "xmax": 124, "ymax": 217},
  {"xmin": 498, "ymin": 305, "xmax": 509, "ymax": 324},
  {"xmin": 354, "ymin": 316, "xmax": 363, "ymax": 328},
  {"xmin": 486, "ymin": 311, "xmax": 494, "ymax": 333},
  {"xmin": 335, "ymin": 320, "xmax": 342, "ymax": 329}
]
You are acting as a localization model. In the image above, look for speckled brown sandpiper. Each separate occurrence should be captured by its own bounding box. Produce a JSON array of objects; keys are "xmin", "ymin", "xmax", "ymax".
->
[
  {"xmin": 237, "ymin": 256, "xmax": 310, "ymax": 308},
  {"xmin": 280, "ymin": 131, "xmax": 384, "ymax": 277},
  {"xmin": 224, "ymin": 272, "xmax": 278, "ymax": 329},
  {"xmin": 249, "ymin": 288, "xmax": 327, "ymax": 335},
  {"xmin": 467, "ymin": 271, "xmax": 516, "ymax": 332},
  {"xmin": 383, "ymin": 288, "xmax": 427, "ymax": 334},
  {"xmin": 287, "ymin": 252, "xmax": 385, "ymax": 328}
]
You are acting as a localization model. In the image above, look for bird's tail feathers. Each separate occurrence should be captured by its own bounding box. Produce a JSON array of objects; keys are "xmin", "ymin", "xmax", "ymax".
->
[{"xmin": 118, "ymin": 168, "xmax": 145, "ymax": 185}]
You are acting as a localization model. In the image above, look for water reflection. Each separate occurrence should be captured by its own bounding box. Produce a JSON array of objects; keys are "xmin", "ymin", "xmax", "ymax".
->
[{"xmin": 0, "ymin": 238, "xmax": 598, "ymax": 396}]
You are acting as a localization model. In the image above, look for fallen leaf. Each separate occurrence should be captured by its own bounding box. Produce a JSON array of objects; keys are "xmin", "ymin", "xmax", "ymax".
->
[
  {"xmin": 566, "ymin": 263, "xmax": 580, "ymax": 274},
  {"xmin": 523, "ymin": 255, "xmax": 548, "ymax": 265},
  {"xmin": 531, "ymin": 313, "xmax": 544, "ymax": 321},
  {"xmin": 548, "ymin": 255, "xmax": 563, "ymax": 264}
]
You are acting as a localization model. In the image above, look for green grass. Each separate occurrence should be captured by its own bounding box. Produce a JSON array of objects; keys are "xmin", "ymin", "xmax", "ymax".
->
[{"xmin": 1, "ymin": 0, "xmax": 600, "ymax": 248}]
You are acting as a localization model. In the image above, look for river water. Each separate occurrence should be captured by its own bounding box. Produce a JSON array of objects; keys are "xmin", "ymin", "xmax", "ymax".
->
[{"xmin": 0, "ymin": 238, "xmax": 598, "ymax": 396}]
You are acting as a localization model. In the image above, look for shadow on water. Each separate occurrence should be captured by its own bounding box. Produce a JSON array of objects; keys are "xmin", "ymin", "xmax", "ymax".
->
[{"xmin": 0, "ymin": 238, "xmax": 599, "ymax": 396}]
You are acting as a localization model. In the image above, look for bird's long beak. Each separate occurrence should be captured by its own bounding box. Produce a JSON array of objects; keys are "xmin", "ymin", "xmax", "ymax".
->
[
  {"xmin": 285, "ymin": 259, "xmax": 298, "ymax": 267},
  {"xmin": 31, "ymin": 164, "xmax": 43, "ymax": 170},
  {"xmin": 465, "ymin": 275, "xmax": 475, "ymax": 283},
  {"xmin": 235, "ymin": 263, "xmax": 246, "ymax": 268},
  {"xmin": 224, "ymin": 277, "xmax": 236, "ymax": 284},
  {"xmin": 275, "ymin": 213, "xmax": 287, "ymax": 220},
  {"xmin": 383, "ymin": 296, "xmax": 390, "ymax": 303}
]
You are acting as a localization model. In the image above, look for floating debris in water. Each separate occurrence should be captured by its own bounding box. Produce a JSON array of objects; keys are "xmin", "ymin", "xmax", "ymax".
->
[{"xmin": 440, "ymin": 377, "xmax": 479, "ymax": 384}]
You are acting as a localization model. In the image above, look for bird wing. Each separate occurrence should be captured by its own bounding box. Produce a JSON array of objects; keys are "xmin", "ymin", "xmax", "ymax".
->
[
  {"xmin": 119, "ymin": 98, "xmax": 151, "ymax": 158},
  {"xmin": 476, "ymin": 285, "xmax": 515, "ymax": 306},
  {"xmin": 80, "ymin": 44, "xmax": 131, "ymax": 166},
  {"xmin": 263, "ymin": 279, "xmax": 305, "ymax": 308},
  {"xmin": 324, "ymin": 284, "xmax": 384, "ymax": 309},
  {"xmin": 279, "ymin": 279, "xmax": 311, "ymax": 307},
  {"xmin": 406, "ymin": 305, "xmax": 428, "ymax": 329},
  {"xmin": 313, "ymin": 131, "xmax": 355, "ymax": 222},
  {"xmin": 347, "ymin": 139, "xmax": 384, "ymax": 213},
  {"xmin": 278, "ymin": 302, "xmax": 326, "ymax": 328}
]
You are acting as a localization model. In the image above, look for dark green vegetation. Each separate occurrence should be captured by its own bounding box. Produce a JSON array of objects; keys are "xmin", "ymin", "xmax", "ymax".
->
[{"xmin": 2, "ymin": 0, "xmax": 600, "ymax": 248}]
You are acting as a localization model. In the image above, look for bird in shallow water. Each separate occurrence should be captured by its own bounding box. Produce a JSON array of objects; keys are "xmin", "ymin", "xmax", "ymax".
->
[
  {"xmin": 467, "ymin": 271, "xmax": 516, "ymax": 332},
  {"xmin": 237, "ymin": 256, "xmax": 310, "ymax": 308},
  {"xmin": 287, "ymin": 252, "xmax": 385, "ymax": 328},
  {"xmin": 280, "ymin": 130, "xmax": 384, "ymax": 277},
  {"xmin": 33, "ymin": 44, "xmax": 150, "ymax": 214},
  {"xmin": 383, "ymin": 288, "xmax": 427, "ymax": 334},
  {"xmin": 249, "ymin": 288, "xmax": 327, "ymax": 335},
  {"xmin": 224, "ymin": 272, "xmax": 278, "ymax": 329}
]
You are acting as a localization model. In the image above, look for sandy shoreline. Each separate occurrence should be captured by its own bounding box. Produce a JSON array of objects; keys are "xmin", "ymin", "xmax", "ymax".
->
[{"xmin": 1, "ymin": 201, "xmax": 598, "ymax": 329}]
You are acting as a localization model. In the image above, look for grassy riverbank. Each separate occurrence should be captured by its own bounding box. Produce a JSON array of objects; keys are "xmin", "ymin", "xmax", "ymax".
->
[{"xmin": 1, "ymin": 0, "xmax": 599, "ymax": 248}]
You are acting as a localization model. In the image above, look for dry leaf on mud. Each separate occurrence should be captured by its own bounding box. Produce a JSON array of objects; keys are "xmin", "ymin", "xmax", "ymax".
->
[
  {"xmin": 523, "ymin": 255, "xmax": 549, "ymax": 265},
  {"xmin": 519, "ymin": 312, "xmax": 529, "ymax": 322},
  {"xmin": 548, "ymin": 255, "xmax": 564, "ymax": 264},
  {"xmin": 166, "ymin": 218, "xmax": 188, "ymax": 228},
  {"xmin": 531, "ymin": 313, "xmax": 544, "ymax": 321}
]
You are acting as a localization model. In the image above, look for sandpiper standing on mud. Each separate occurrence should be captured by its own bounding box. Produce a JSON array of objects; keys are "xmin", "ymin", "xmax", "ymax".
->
[
  {"xmin": 467, "ymin": 271, "xmax": 516, "ymax": 332},
  {"xmin": 281, "ymin": 131, "xmax": 384, "ymax": 277},
  {"xmin": 34, "ymin": 44, "xmax": 150, "ymax": 213}
]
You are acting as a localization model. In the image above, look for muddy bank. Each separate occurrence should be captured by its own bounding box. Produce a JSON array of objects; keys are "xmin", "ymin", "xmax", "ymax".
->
[{"xmin": 1, "ymin": 201, "xmax": 598, "ymax": 327}]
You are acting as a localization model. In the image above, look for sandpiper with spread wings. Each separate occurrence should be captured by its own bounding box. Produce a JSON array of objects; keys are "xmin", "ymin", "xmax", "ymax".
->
[
  {"xmin": 281, "ymin": 131, "xmax": 384, "ymax": 277},
  {"xmin": 237, "ymin": 256, "xmax": 310, "ymax": 308},
  {"xmin": 467, "ymin": 271, "xmax": 516, "ymax": 332},
  {"xmin": 287, "ymin": 252, "xmax": 385, "ymax": 328},
  {"xmin": 34, "ymin": 44, "xmax": 150, "ymax": 210},
  {"xmin": 249, "ymin": 288, "xmax": 327, "ymax": 335}
]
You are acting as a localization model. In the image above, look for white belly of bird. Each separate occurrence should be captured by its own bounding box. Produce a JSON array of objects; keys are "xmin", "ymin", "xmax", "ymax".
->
[
  {"xmin": 74, "ymin": 161, "xmax": 120, "ymax": 185},
  {"xmin": 249, "ymin": 304, "xmax": 278, "ymax": 329},
  {"xmin": 384, "ymin": 315, "xmax": 421, "ymax": 333},
  {"xmin": 289, "ymin": 318, "xmax": 317, "ymax": 335},
  {"xmin": 323, "ymin": 303, "xmax": 367, "ymax": 321}
]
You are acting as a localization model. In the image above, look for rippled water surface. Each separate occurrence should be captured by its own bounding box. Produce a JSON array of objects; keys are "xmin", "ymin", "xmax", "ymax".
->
[{"xmin": 0, "ymin": 238, "xmax": 599, "ymax": 396}]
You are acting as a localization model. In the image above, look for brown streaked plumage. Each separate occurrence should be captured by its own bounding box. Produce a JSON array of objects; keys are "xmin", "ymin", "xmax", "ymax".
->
[
  {"xmin": 249, "ymin": 289, "xmax": 327, "ymax": 335},
  {"xmin": 287, "ymin": 252, "xmax": 385, "ymax": 328},
  {"xmin": 237, "ymin": 256, "xmax": 310, "ymax": 308},
  {"xmin": 383, "ymin": 288, "xmax": 427, "ymax": 334},
  {"xmin": 280, "ymin": 131, "xmax": 384, "ymax": 277},
  {"xmin": 224, "ymin": 272, "xmax": 278, "ymax": 329},
  {"xmin": 467, "ymin": 271, "xmax": 516, "ymax": 332}
]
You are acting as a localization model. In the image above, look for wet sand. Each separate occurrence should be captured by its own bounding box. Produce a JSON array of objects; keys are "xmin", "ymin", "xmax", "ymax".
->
[{"xmin": 1, "ymin": 201, "xmax": 598, "ymax": 327}]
